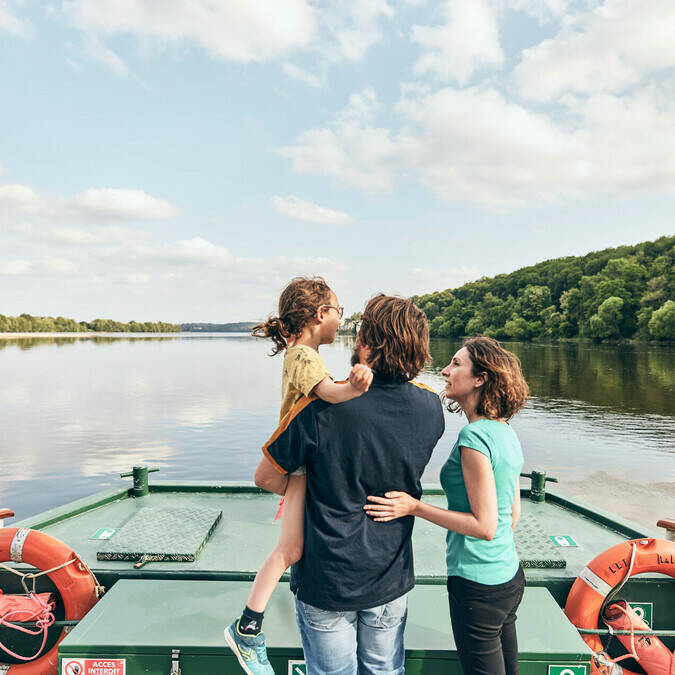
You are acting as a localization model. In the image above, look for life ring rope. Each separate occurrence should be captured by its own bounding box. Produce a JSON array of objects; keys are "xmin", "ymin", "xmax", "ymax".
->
[
  {"xmin": 564, "ymin": 537, "xmax": 675, "ymax": 675},
  {"xmin": 0, "ymin": 527, "xmax": 102, "ymax": 674}
]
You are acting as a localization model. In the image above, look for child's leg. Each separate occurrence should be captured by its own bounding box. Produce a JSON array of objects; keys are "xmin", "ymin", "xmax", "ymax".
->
[{"xmin": 246, "ymin": 473, "xmax": 306, "ymax": 612}]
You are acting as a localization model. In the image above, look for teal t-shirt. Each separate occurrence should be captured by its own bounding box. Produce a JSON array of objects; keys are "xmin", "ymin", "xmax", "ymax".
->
[{"xmin": 440, "ymin": 419, "xmax": 524, "ymax": 585}]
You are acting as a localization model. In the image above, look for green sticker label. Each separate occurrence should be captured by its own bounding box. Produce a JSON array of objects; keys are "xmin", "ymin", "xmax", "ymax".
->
[
  {"xmin": 628, "ymin": 602, "xmax": 653, "ymax": 628},
  {"xmin": 548, "ymin": 666, "xmax": 587, "ymax": 675},
  {"xmin": 288, "ymin": 661, "xmax": 306, "ymax": 675},
  {"xmin": 549, "ymin": 535, "xmax": 578, "ymax": 547},
  {"xmin": 91, "ymin": 528, "xmax": 118, "ymax": 540}
]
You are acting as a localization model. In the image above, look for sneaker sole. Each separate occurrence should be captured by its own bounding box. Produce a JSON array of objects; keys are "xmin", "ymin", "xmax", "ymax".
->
[{"xmin": 224, "ymin": 627, "xmax": 258, "ymax": 675}]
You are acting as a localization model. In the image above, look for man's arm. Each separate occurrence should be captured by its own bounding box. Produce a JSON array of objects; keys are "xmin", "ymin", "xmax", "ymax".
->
[{"xmin": 254, "ymin": 456, "xmax": 288, "ymax": 496}]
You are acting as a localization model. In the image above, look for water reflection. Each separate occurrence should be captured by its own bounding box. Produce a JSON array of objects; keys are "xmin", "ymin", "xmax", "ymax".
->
[
  {"xmin": 0, "ymin": 335, "xmax": 673, "ymax": 527},
  {"xmin": 428, "ymin": 339, "xmax": 675, "ymax": 417}
]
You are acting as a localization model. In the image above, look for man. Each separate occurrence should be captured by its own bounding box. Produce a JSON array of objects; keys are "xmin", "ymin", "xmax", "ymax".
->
[{"xmin": 255, "ymin": 294, "xmax": 445, "ymax": 675}]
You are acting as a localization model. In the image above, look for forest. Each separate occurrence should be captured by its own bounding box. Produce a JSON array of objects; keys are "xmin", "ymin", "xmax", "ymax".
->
[
  {"xmin": 413, "ymin": 236, "xmax": 674, "ymax": 341},
  {"xmin": 0, "ymin": 314, "xmax": 180, "ymax": 333}
]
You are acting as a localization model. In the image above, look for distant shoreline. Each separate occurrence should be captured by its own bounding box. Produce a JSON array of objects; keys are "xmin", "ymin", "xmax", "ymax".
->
[{"xmin": 0, "ymin": 332, "xmax": 183, "ymax": 339}]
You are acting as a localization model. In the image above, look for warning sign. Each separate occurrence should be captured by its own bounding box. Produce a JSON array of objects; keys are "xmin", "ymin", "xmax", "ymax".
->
[{"xmin": 62, "ymin": 659, "xmax": 126, "ymax": 675}]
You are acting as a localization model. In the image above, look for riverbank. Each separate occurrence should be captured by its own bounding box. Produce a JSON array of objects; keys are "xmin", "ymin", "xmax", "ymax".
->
[{"xmin": 0, "ymin": 332, "xmax": 179, "ymax": 339}]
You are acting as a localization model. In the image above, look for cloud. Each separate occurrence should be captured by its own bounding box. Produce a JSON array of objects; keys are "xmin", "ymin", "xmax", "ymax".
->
[
  {"xmin": 283, "ymin": 63, "xmax": 323, "ymax": 88},
  {"xmin": 318, "ymin": 0, "xmax": 393, "ymax": 63},
  {"xmin": 65, "ymin": 0, "xmax": 317, "ymax": 63},
  {"xmin": 152, "ymin": 237, "xmax": 235, "ymax": 267},
  {"xmin": 0, "ymin": 259, "xmax": 32, "ymax": 275},
  {"xmin": 42, "ymin": 257, "xmax": 77, "ymax": 274},
  {"xmin": 515, "ymin": 0, "xmax": 675, "ymax": 101},
  {"xmin": 73, "ymin": 188, "xmax": 178, "ymax": 221},
  {"xmin": 80, "ymin": 36, "xmax": 129, "ymax": 77},
  {"xmin": 412, "ymin": 0, "xmax": 504, "ymax": 85},
  {"xmin": 281, "ymin": 84, "xmax": 675, "ymax": 208},
  {"xmin": 507, "ymin": 0, "xmax": 574, "ymax": 21},
  {"xmin": 0, "ymin": 0, "xmax": 32, "ymax": 37},
  {"xmin": 272, "ymin": 195, "xmax": 354, "ymax": 225},
  {"xmin": 0, "ymin": 183, "xmax": 179, "ymax": 227},
  {"xmin": 279, "ymin": 89, "xmax": 397, "ymax": 193},
  {"xmin": 124, "ymin": 272, "xmax": 149, "ymax": 284}
]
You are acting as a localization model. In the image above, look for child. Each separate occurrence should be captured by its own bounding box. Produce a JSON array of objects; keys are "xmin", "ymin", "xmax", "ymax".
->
[{"xmin": 225, "ymin": 276, "xmax": 373, "ymax": 674}]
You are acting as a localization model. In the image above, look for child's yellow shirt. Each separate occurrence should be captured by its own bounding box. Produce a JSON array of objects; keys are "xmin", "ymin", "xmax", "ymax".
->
[{"xmin": 280, "ymin": 345, "xmax": 332, "ymax": 421}]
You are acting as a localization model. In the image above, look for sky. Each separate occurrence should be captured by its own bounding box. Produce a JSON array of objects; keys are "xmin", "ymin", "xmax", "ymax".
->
[{"xmin": 0, "ymin": 0, "xmax": 673, "ymax": 323}]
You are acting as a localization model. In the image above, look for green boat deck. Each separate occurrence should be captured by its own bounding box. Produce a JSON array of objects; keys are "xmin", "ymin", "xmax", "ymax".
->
[
  {"xmin": 3, "ymin": 480, "xmax": 673, "ymax": 673},
  {"xmin": 58, "ymin": 580, "xmax": 591, "ymax": 674}
]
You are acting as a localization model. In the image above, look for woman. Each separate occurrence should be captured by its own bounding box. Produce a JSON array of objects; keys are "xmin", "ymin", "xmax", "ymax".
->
[{"xmin": 364, "ymin": 336, "xmax": 529, "ymax": 675}]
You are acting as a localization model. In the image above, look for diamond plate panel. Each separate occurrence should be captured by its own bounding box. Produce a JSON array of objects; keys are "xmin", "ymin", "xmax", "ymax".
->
[
  {"xmin": 96, "ymin": 506, "xmax": 222, "ymax": 563},
  {"xmin": 515, "ymin": 513, "xmax": 566, "ymax": 568}
]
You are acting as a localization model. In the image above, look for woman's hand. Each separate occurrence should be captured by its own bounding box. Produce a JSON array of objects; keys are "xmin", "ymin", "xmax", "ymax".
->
[{"xmin": 363, "ymin": 492, "xmax": 419, "ymax": 522}]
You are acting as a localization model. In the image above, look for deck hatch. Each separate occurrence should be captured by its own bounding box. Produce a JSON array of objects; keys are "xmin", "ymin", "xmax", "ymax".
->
[
  {"xmin": 96, "ymin": 506, "xmax": 222, "ymax": 563},
  {"xmin": 515, "ymin": 514, "xmax": 566, "ymax": 568}
]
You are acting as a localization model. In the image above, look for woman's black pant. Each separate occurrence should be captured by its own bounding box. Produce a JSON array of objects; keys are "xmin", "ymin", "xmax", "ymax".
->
[{"xmin": 447, "ymin": 566, "xmax": 525, "ymax": 675}]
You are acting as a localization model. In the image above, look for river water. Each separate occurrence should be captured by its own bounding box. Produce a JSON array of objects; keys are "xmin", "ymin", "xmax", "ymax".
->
[{"xmin": 1, "ymin": 334, "xmax": 673, "ymax": 530}]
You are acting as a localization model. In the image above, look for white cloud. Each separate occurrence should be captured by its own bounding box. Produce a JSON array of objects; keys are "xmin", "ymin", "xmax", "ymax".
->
[
  {"xmin": 319, "ymin": 0, "xmax": 393, "ymax": 63},
  {"xmin": 412, "ymin": 0, "xmax": 504, "ymax": 85},
  {"xmin": 152, "ymin": 237, "xmax": 234, "ymax": 267},
  {"xmin": 279, "ymin": 89, "xmax": 397, "ymax": 193},
  {"xmin": 42, "ymin": 257, "xmax": 77, "ymax": 274},
  {"xmin": 281, "ymin": 84, "xmax": 675, "ymax": 208},
  {"xmin": 65, "ymin": 0, "xmax": 317, "ymax": 63},
  {"xmin": 507, "ymin": 0, "xmax": 575, "ymax": 21},
  {"xmin": 124, "ymin": 272, "xmax": 149, "ymax": 284},
  {"xmin": 0, "ymin": 259, "xmax": 32, "ymax": 275},
  {"xmin": 283, "ymin": 63, "xmax": 323, "ymax": 88},
  {"xmin": 272, "ymin": 195, "xmax": 354, "ymax": 225},
  {"xmin": 0, "ymin": 183, "xmax": 179, "ymax": 229},
  {"xmin": 81, "ymin": 36, "xmax": 129, "ymax": 77},
  {"xmin": 73, "ymin": 188, "xmax": 178, "ymax": 221},
  {"xmin": 0, "ymin": 184, "xmax": 43, "ymax": 215},
  {"xmin": 515, "ymin": 0, "xmax": 675, "ymax": 101},
  {"xmin": 0, "ymin": 0, "xmax": 32, "ymax": 37}
]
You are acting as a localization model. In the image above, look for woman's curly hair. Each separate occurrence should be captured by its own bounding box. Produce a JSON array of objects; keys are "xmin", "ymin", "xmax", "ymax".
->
[
  {"xmin": 446, "ymin": 336, "xmax": 529, "ymax": 420},
  {"xmin": 252, "ymin": 276, "xmax": 332, "ymax": 355}
]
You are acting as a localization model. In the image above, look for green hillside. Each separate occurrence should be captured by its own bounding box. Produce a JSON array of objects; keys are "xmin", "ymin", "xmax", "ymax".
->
[{"xmin": 414, "ymin": 236, "xmax": 674, "ymax": 341}]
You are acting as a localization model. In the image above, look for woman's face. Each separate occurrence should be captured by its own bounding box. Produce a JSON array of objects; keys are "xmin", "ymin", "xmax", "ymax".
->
[{"xmin": 441, "ymin": 347, "xmax": 481, "ymax": 402}]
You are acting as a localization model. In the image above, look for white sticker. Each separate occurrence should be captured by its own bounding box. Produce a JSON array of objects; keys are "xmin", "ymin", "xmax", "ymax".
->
[
  {"xmin": 288, "ymin": 660, "xmax": 307, "ymax": 675},
  {"xmin": 62, "ymin": 658, "xmax": 126, "ymax": 675},
  {"xmin": 578, "ymin": 566, "xmax": 612, "ymax": 597}
]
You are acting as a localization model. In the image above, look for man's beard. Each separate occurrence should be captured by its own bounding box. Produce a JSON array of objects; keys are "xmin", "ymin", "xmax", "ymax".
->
[{"xmin": 350, "ymin": 347, "xmax": 360, "ymax": 367}]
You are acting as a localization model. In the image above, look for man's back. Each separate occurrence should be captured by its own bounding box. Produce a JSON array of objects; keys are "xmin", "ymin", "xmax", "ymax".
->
[{"xmin": 264, "ymin": 372, "xmax": 445, "ymax": 610}]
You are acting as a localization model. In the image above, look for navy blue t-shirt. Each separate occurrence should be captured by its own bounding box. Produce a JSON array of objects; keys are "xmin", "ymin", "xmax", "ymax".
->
[{"xmin": 263, "ymin": 373, "xmax": 445, "ymax": 611}]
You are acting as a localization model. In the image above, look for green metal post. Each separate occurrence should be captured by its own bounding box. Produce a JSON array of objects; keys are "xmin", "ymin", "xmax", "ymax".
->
[
  {"xmin": 521, "ymin": 470, "xmax": 558, "ymax": 502},
  {"xmin": 120, "ymin": 466, "xmax": 160, "ymax": 497}
]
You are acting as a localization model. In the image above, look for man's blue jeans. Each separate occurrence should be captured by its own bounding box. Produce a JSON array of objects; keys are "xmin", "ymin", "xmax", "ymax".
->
[{"xmin": 294, "ymin": 594, "xmax": 407, "ymax": 675}]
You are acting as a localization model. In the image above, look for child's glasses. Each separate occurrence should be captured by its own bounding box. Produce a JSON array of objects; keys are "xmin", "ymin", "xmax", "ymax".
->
[{"xmin": 322, "ymin": 305, "xmax": 344, "ymax": 319}]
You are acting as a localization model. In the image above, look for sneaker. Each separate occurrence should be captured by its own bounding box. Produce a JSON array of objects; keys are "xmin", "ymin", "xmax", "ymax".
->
[{"xmin": 224, "ymin": 618, "xmax": 275, "ymax": 675}]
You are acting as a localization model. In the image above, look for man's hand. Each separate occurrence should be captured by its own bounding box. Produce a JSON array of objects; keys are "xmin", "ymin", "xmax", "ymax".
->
[
  {"xmin": 349, "ymin": 363, "xmax": 373, "ymax": 393},
  {"xmin": 363, "ymin": 491, "xmax": 419, "ymax": 522}
]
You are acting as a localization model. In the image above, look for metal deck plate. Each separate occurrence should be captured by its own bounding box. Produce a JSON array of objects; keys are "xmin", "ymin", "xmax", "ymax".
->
[
  {"xmin": 515, "ymin": 513, "xmax": 566, "ymax": 568},
  {"xmin": 96, "ymin": 506, "xmax": 222, "ymax": 563}
]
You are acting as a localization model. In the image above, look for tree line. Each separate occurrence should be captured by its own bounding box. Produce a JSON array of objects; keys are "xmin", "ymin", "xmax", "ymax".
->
[
  {"xmin": 413, "ymin": 236, "xmax": 674, "ymax": 341},
  {"xmin": 0, "ymin": 314, "xmax": 181, "ymax": 333}
]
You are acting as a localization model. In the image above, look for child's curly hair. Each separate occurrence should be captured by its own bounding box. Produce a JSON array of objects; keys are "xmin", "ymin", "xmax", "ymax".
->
[
  {"xmin": 252, "ymin": 276, "xmax": 332, "ymax": 355},
  {"xmin": 446, "ymin": 336, "xmax": 529, "ymax": 420}
]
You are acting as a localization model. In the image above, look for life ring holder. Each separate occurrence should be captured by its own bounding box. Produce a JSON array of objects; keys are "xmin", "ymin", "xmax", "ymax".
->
[
  {"xmin": 564, "ymin": 537, "xmax": 675, "ymax": 674},
  {"xmin": 0, "ymin": 527, "xmax": 102, "ymax": 674}
]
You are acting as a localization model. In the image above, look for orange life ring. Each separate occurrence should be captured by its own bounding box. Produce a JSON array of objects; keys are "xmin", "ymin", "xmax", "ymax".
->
[
  {"xmin": 564, "ymin": 537, "xmax": 675, "ymax": 675},
  {"xmin": 0, "ymin": 528, "xmax": 99, "ymax": 674}
]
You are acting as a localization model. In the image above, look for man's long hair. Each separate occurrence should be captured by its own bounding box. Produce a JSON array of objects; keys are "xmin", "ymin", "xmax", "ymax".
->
[{"xmin": 359, "ymin": 294, "xmax": 430, "ymax": 381}]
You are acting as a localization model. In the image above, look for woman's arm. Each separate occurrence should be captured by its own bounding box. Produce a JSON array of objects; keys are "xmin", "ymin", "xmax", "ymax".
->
[
  {"xmin": 363, "ymin": 447, "xmax": 498, "ymax": 541},
  {"xmin": 511, "ymin": 478, "xmax": 521, "ymax": 530}
]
